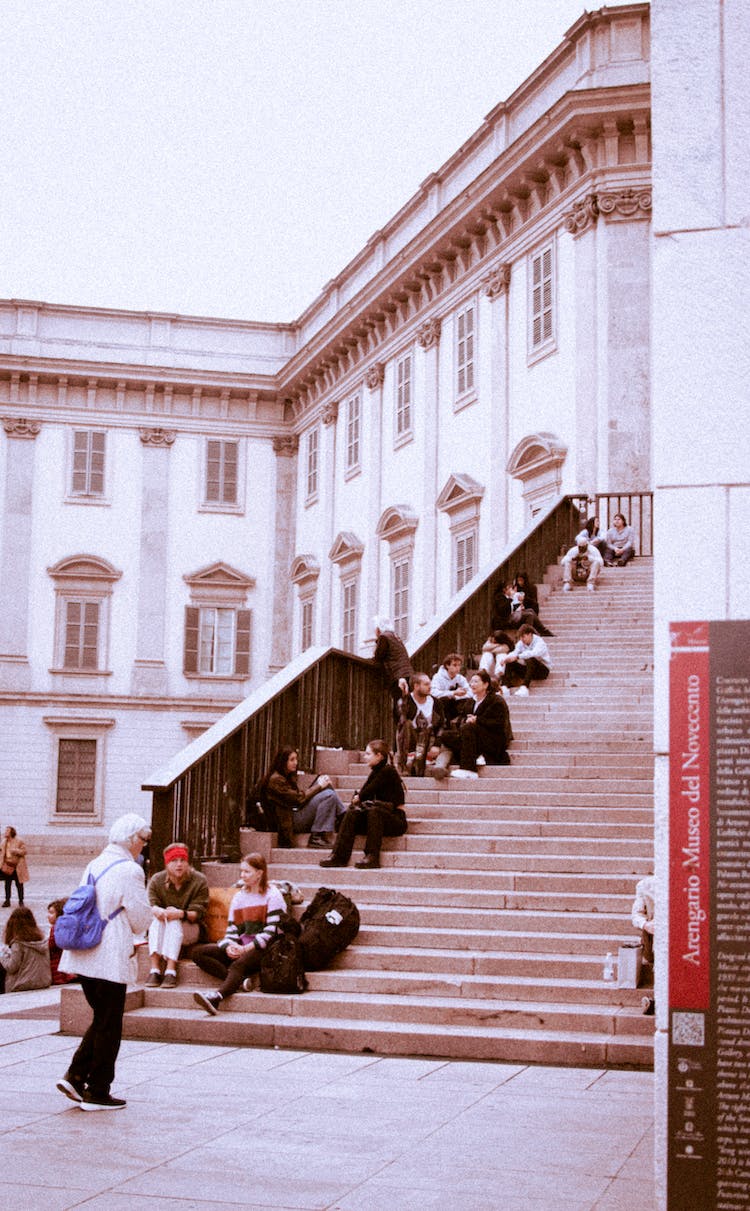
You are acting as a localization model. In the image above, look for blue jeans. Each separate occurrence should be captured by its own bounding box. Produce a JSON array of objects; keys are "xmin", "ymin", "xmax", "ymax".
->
[{"xmin": 292, "ymin": 788, "xmax": 346, "ymax": 834}]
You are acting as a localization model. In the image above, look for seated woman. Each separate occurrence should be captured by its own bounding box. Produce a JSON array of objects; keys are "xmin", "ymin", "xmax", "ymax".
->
[
  {"xmin": 491, "ymin": 580, "xmax": 551, "ymax": 639},
  {"xmin": 602, "ymin": 513, "xmax": 636, "ymax": 566},
  {"xmin": 513, "ymin": 571, "xmax": 553, "ymax": 636},
  {"xmin": 47, "ymin": 900, "xmax": 77, "ymax": 986},
  {"xmin": 192, "ymin": 853, "xmax": 285, "ymax": 1015},
  {"xmin": 438, "ymin": 669, "xmax": 512, "ymax": 777},
  {"xmin": 479, "ymin": 633, "xmax": 513, "ymax": 682},
  {"xmin": 501, "ymin": 623, "xmax": 553, "ymax": 697},
  {"xmin": 320, "ymin": 739, "xmax": 407, "ymax": 871},
  {"xmin": 259, "ymin": 746, "xmax": 346, "ymax": 849},
  {"xmin": 145, "ymin": 842, "xmax": 209, "ymax": 988},
  {"xmin": 0, "ymin": 906, "xmax": 51, "ymax": 994}
]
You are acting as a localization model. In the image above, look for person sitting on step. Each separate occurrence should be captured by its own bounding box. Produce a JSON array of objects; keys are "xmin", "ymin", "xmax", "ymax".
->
[
  {"xmin": 512, "ymin": 571, "xmax": 554, "ymax": 636},
  {"xmin": 561, "ymin": 534, "xmax": 603, "ymax": 592},
  {"xmin": 258, "ymin": 746, "xmax": 347, "ymax": 849},
  {"xmin": 430, "ymin": 653, "xmax": 475, "ymax": 725},
  {"xmin": 631, "ymin": 874, "xmax": 656, "ymax": 1014},
  {"xmin": 145, "ymin": 843, "xmax": 209, "ymax": 988},
  {"xmin": 479, "ymin": 633, "xmax": 513, "ymax": 683},
  {"xmin": 0, "ymin": 906, "xmax": 51, "ymax": 994},
  {"xmin": 490, "ymin": 579, "xmax": 551, "ymax": 637},
  {"xmin": 434, "ymin": 669, "xmax": 512, "ymax": 779},
  {"xmin": 320, "ymin": 739, "xmax": 407, "ymax": 871},
  {"xmin": 397, "ymin": 672, "xmax": 448, "ymax": 776},
  {"xmin": 602, "ymin": 513, "xmax": 636, "ymax": 566},
  {"xmin": 501, "ymin": 624, "xmax": 553, "ymax": 698},
  {"xmin": 192, "ymin": 853, "xmax": 285, "ymax": 1015}
]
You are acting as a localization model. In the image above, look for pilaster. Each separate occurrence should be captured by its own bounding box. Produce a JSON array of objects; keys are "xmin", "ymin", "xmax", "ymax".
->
[
  {"xmin": 320, "ymin": 401, "xmax": 339, "ymax": 646},
  {"xmin": 269, "ymin": 435, "xmax": 299, "ymax": 672},
  {"xmin": 416, "ymin": 321, "xmax": 441, "ymax": 617},
  {"xmin": 365, "ymin": 365, "xmax": 385, "ymax": 629},
  {"xmin": 482, "ymin": 267, "xmax": 511, "ymax": 548},
  {"xmin": 131, "ymin": 428, "xmax": 175, "ymax": 695},
  {"xmin": 0, "ymin": 417, "xmax": 40, "ymax": 689}
]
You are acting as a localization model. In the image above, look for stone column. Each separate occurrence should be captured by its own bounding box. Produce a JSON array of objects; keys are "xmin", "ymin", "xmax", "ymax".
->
[
  {"xmin": 321, "ymin": 401, "xmax": 339, "ymax": 646},
  {"xmin": 564, "ymin": 195, "xmax": 601, "ymax": 492},
  {"xmin": 131, "ymin": 428, "xmax": 175, "ymax": 696},
  {"xmin": 0, "ymin": 417, "xmax": 41, "ymax": 690},
  {"xmin": 483, "ymin": 266, "xmax": 511, "ymax": 548},
  {"xmin": 365, "ymin": 363, "xmax": 385, "ymax": 629},
  {"xmin": 416, "ymin": 320, "xmax": 441, "ymax": 617},
  {"xmin": 269, "ymin": 435, "xmax": 298, "ymax": 673}
]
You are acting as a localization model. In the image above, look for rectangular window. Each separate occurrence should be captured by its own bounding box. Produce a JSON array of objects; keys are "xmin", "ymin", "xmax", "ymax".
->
[
  {"xmin": 455, "ymin": 531, "xmax": 476, "ymax": 592},
  {"xmin": 184, "ymin": 606, "xmax": 251, "ymax": 677},
  {"xmin": 395, "ymin": 354, "xmax": 412, "ymax": 440},
  {"xmin": 306, "ymin": 428, "xmax": 319, "ymax": 499},
  {"xmin": 56, "ymin": 739, "xmax": 97, "ymax": 815},
  {"xmin": 301, "ymin": 600, "xmax": 313, "ymax": 651},
  {"xmin": 393, "ymin": 558, "xmax": 410, "ymax": 639},
  {"xmin": 342, "ymin": 580, "xmax": 357, "ymax": 653},
  {"xmin": 346, "ymin": 394, "xmax": 361, "ymax": 473},
  {"xmin": 456, "ymin": 306, "xmax": 475, "ymax": 396},
  {"xmin": 63, "ymin": 600, "xmax": 100, "ymax": 669},
  {"xmin": 205, "ymin": 439, "xmax": 239, "ymax": 506},
  {"xmin": 71, "ymin": 430, "xmax": 106, "ymax": 496},
  {"xmin": 531, "ymin": 245, "xmax": 554, "ymax": 352}
]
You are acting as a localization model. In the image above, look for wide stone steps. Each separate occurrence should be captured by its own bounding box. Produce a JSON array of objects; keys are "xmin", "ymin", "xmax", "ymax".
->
[{"xmin": 66, "ymin": 556, "xmax": 654, "ymax": 1069}]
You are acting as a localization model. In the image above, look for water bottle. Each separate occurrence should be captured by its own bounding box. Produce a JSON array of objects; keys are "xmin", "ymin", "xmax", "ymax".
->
[{"xmin": 603, "ymin": 952, "xmax": 615, "ymax": 981}]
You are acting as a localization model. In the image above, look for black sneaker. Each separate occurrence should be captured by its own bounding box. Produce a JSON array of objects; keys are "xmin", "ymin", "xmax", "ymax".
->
[
  {"xmin": 193, "ymin": 991, "xmax": 221, "ymax": 1016},
  {"xmin": 319, "ymin": 857, "xmax": 347, "ymax": 868},
  {"xmin": 56, "ymin": 1074, "xmax": 86, "ymax": 1103},
  {"xmin": 79, "ymin": 1092, "xmax": 126, "ymax": 1111}
]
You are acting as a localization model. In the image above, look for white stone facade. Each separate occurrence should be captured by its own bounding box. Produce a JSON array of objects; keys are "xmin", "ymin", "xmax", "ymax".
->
[{"xmin": 0, "ymin": 3, "xmax": 654, "ymax": 840}]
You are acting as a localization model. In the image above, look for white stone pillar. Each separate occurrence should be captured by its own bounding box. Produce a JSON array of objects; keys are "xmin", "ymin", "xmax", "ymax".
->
[
  {"xmin": 365, "ymin": 363, "xmax": 385, "ymax": 628},
  {"xmin": 269, "ymin": 435, "xmax": 298, "ymax": 673},
  {"xmin": 483, "ymin": 266, "xmax": 511, "ymax": 548},
  {"xmin": 132, "ymin": 428, "xmax": 175, "ymax": 695},
  {"xmin": 416, "ymin": 319, "xmax": 441, "ymax": 616},
  {"xmin": 0, "ymin": 417, "xmax": 41, "ymax": 690},
  {"xmin": 320, "ymin": 400, "xmax": 339, "ymax": 645}
]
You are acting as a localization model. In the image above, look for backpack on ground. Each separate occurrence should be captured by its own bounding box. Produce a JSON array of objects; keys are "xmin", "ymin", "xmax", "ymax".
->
[
  {"xmin": 55, "ymin": 858, "xmax": 130, "ymax": 951},
  {"xmin": 259, "ymin": 914, "xmax": 308, "ymax": 994},
  {"xmin": 299, "ymin": 886, "xmax": 360, "ymax": 971},
  {"xmin": 269, "ymin": 879, "xmax": 304, "ymax": 915}
]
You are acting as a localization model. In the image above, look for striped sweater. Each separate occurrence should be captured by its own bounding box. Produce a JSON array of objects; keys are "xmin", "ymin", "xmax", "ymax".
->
[{"xmin": 219, "ymin": 886, "xmax": 286, "ymax": 951}]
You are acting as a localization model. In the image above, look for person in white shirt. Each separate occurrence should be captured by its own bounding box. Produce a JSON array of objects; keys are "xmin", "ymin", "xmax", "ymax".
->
[
  {"xmin": 561, "ymin": 536, "xmax": 604, "ymax": 592},
  {"xmin": 501, "ymin": 625, "xmax": 553, "ymax": 697},
  {"xmin": 430, "ymin": 654, "xmax": 474, "ymax": 724},
  {"xmin": 602, "ymin": 513, "xmax": 636, "ymax": 566}
]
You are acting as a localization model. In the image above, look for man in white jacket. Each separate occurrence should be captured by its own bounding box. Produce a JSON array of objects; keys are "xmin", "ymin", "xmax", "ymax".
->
[
  {"xmin": 57, "ymin": 813, "xmax": 152, "ymax": 1110},
  {"xmin": 561, "ymin": 535, "xmax": 603, "ymax": 592}
]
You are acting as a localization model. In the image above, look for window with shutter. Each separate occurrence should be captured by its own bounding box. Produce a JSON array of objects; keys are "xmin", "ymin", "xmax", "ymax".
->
[
  {"xmin": 301, "ymin": 599, "xmax": 313, "ymax": 651},
  {"xmin": 456, "ymin": 305, "xmax": 475, "ymax": 397},
  {"xmin": 63, "ymin": 600, "xmax": 100, "ymax": 669},
  {"xmin": 184, "ymin": 605, "xmax": 251, "ymax": 677},
  {"xmin": 530, "ymin": 244, "xmax": 555, "ymax": 356},
  {"xmin": 455, "ymin": 531, "xmax": 476, "ymax": 592},
  {"xmin": 306, "ymin": 428, "xmax": 319, "ymax": 500},
  {"xmin": 205, "ymin": 439, "xmax": 239, "ymax": 506},
  {"xmin": 342, "ymin": 579, "xmax": 357, "ymax": 652},
  {"xmin": 393, "ymin": 558, "xmax": 410, "ymax": 638},
  {"xmin": 395, "ymin": 353, "xmax": 412, "ymax": 441},
  {"xmin": 184, "ymin": 606, "xmax": 200, "ymax": 673},
  {"xmin": 71, "ymin": 430, "xmax": 106, "ymax": 497},
  {"xmin": 346, "ymin": 395, "xmax": 361, "ymax": 472},
  {"xmin": 56, "ymin": 739, "xmax": 97, "ymax": 815}
]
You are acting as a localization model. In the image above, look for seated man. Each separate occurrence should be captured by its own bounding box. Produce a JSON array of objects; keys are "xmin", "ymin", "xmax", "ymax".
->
[
  {"xmin": 501, "ymin": 624, "xmax": 552, "ymax": 698},
  {"xmin": 435, "ymin": 669, "xmax": 512, "ymax": 779},
  {"xmin": 602, "ymin": 513, "xmax": 636, "ymax": 566},
  {"xmin": 561, "ymin": 535, "xmax": 603, "ymax": 592},
  {"xmin": 631, "ymin": 874, "xmax": 655, "ymax": 1013},
  {"xmin": 398, "ymin": 672, "xmax": 448, "ymax": 776},
  {"xmin": 430, "ymin": 653, "xmax": 474, "ymax": 724},
  {"xmin": 146, "ymin": 843, "xmax": 209, "ymax": 988}
]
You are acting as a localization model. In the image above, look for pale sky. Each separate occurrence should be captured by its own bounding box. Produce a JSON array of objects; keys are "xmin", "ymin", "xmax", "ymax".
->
[{"xmin": 2, "ymin": 0, "xmax": 638, "ymax": 323}]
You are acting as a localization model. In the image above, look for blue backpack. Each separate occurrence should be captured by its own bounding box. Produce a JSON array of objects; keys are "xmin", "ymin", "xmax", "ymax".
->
[{"xmin": 55, "ymin": 858, "xmax": 130, "ymax": 951}]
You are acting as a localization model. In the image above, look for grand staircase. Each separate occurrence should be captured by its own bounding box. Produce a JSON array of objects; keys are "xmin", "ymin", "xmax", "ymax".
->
[{"xmin": 62, "ymin": 559, "xmax": 655, "ymax": 1066}]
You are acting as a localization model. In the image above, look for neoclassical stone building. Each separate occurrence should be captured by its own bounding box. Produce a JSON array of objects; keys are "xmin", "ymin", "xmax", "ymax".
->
[{"xmin": 0, "ymin": 3, "xmax": 653, "ymax": 841}]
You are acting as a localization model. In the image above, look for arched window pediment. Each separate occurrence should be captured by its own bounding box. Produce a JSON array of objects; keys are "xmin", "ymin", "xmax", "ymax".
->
[
  {"xmin": 375, "ymin": 505, "xmax": 419, "ymax": 544},
  {"xmin": 507, "ymin": 432, "xmax": 567, "ymax": 482},
  {"xmin": 48, "ymin": 555, "xmax": 121, "ymax": 585},
  {"xmin": 290, "ymin": 554, "xmax": 321, "ymax": 587}
]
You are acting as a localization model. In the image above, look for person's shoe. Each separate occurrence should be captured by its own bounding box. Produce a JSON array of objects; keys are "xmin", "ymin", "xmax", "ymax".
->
[
  {"xmin": 145, "ymin": 970, "xmax": 163, "ymax": 988},
  {"xmin": 307, "ymin": 832, "xmax": 329, "ymax": 849},
  {"xmin": 354, "ymin": 855, "xmax": 380, "ymax": 870},
  {"xmin": 450, "ymin": 769, "xmax": 478, "ymax": 780},
  {"xmin": 641, "ymin": 997, "xmax": 655, "ymax": 1016},
  {"xmin": 604, "ymin": 558, "xmax": 614, "ymax": 567},
  {"xmin": 617, "ymin": 558, "xmax": 627, "ymax": 567},
  {"xmin": 1, "ymin": 901, "xmax": 9, "ymax": 908},
  {"xmin": 319, "ymin": 856, "xmax": 348, "ymax": 868},
  {"xmin": 587, "ymin": 581, "xmax": 596, "ymax": 592},
  {"xmin": 242, "ymin": 975, "xmax": 259, "ymax": 992},
  {"xmin": 79, "ymin": 1092, "xmax": 126, "ymax": 1111},
  {"xmin": 514, "ymin": 685, "xmax": 530, "ymax": 697},
  {"xmin": 161, "ymin": 972, "xmax": 177, "ymax": 989},
  {"xmin": 56, "ymin": 1074, "xmax": 86, "ymax": 1103},
  {"xmin": 501, "ymin": 685, "xmax": 511, "ymax": 700},
  {"xmin": 429, "ymin": 764, "xmax": 449, "ymax": 781},
  {"xmin": 475, "ymin": 755, "xmax": 486, "ymax": 766},
  {"xmin": 562, "ymin": 583, "xmax": 571, "ymax": 593},
  {"xmin": 193, "ymin": 991, "xmax": 221, "ymax": 1016}
]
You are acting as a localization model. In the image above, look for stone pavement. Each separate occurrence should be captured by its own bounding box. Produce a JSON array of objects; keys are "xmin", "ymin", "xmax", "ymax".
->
[{"xmin": 0, "ymin": 864, "xmax": 656, "ymax": 1210}]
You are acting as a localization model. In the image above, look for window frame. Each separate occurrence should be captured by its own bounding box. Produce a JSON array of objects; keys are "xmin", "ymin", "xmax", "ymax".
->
[
  {"xmin": 341, "ymin": 576, "xmax": 358, "ymax": 653},
  {"xmin": 454, "ymin": 526, "xmax": 478, "ymax": 593},
  {"xmin": 345, "ymin": 393, "xmax": 361, "ymax": 478},
  {"xmin": 200, "ymin": 437, "xmax": 244, "ymax": 514},
  {"xmin": 43, "ymin": 715, "xmax": 115, "ymax": 824},
  {"xmin": 184, "ymin": 605, "xmax": 252, "ymax": 678},
  {"xmin": 394, "ymin": 351, "xmax": 413, "ymax": 448},
  {"xmin": 301, "ymin": 598, "xmax": 314, "ymax": 651},
  {"xmin": 528, "ymin": 241, "xmax": 557, "ymax": 362},
  {"xmin": 392, "ymin": 556, "xmax": 410, "ymax": 639},
  {"xmin": 455, "ymin": 303, "xmax": 476, "ymax": 407},
  {"xmin": 305, "ymin": 426, "xmax": 319, "ymax": 504},
  {"xmin": 49, "ymin": 556, "xmax": 120, "ymax": 679},
  {"xmin": 67, "ymin": 429, "xmax": 108, "ymax": 505}
]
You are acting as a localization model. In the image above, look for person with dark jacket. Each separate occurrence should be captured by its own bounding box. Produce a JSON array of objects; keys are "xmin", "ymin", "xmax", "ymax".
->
[
  {"xmin": 0, "ymin": 906, "xmax": 51, "ymax": 993},
  {"xmin": 491, "ymin": 581, "xmax": 552, "ymax": 638},
  {"xmin": 258, "ymin": 747, "xmax": 346, "ymax": 849},
  {"xmin": 513, "ymin": 571, "xmax": 553, "ymax": 636},
  {"xmin": 397, "ymin": 673, "xmax": 448, "ymax": 776},
  {"xmin": 437, "ymin": 669, "xmax": 512, "ymax": 777},
  {"xmin": 373, "ymin": 616, "xmax": 415, "ymax": 724},
  {"xmin": 320, "ymin": 739, "xmax": 407, "ymax": 871}
]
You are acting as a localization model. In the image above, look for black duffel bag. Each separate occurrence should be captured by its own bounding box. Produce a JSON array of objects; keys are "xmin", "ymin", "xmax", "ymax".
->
[{"xmin": 299, "ymin": 886, "xmax": 360, "ymax": 971}]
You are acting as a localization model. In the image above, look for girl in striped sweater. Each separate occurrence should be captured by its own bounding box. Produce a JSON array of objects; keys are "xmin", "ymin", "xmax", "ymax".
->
[{"xmin": 192, "ymin": 853, "xmax": 285, "ymax": 1015}]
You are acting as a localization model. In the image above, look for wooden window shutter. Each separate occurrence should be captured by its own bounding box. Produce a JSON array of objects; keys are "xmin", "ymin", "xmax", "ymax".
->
[
  {"xmin": 234, "ymin": 609, "xmax": 251, "ymax": 676},
  {"xmin": 184, "ymin": 606, "xmax": 200, "ymax": 673}
]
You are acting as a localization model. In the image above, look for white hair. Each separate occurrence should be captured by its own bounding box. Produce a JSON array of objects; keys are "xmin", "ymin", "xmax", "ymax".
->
[
  {"xmin": 108, "ymin": 813, "xmax": 151, "ymax": 847},
  {"xmin": 373, "ymin": 615, "xmax": 393, "ymax": 633}
]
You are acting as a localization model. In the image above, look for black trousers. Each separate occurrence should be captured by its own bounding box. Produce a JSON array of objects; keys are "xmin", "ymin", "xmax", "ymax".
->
[
  {"xmin": 503, "ymin": 658, "xmax": 550, "ymax": 689},
  {"xmin": 332, "ymin": 803, "xmax": 406, "ymax": 863},
  {"xmin": 68, "ymin": 976, "xmax": 127, "ymax": 1098},
  {"xmin": 2, "ymin": 870, "xmax": 23, "ymax": 904},
  {"xmin": 191, "ymin": 942, "xmax": 263, "ymax": 1000}
]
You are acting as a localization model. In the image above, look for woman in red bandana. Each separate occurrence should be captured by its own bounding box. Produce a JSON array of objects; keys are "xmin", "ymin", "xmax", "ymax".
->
[{"xmin": 145, "ymin": 843, "xmax": 209, "ymax": 988}]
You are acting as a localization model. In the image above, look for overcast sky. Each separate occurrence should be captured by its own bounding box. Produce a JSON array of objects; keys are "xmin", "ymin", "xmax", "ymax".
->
[{"xmin": 2, "ymin": 0, "xmax": 637, "ymax": 323}]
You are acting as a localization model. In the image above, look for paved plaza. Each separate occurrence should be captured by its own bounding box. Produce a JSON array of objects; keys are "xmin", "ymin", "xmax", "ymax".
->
[{"xmin": 0, "ymin": 862, "xmax": 655, "ymax": 1210}]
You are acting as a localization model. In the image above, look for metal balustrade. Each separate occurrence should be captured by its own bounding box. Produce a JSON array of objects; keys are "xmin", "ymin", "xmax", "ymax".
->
[{"xmin": 144, "ymin": 491, "xmax": 652, "ymax": 866}]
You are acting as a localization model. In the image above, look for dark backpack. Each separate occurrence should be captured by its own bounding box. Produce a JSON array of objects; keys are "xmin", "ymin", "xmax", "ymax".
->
[
  {"xmin": 55, "ymin": 858, "xmax": 130, "ymax": 951},
  {"xmin": 259, "ymin": 915, "xmax": 308, "ymax": 994},
  {"xmin": 299, "ymin": 887, "xmax": 360, "ymax": 971}
]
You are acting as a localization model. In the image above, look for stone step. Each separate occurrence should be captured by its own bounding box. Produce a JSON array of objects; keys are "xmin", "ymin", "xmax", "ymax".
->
[
  {"xmin": 356, "ymin": 924, "xmax": 637, "ymax": 955},
  {"xmin": 405, "ymin": 820, "xmax": 652, "ymax": 841},
  {"xmin": 397, "ymin": 835, "xmax": 652, "ymax": 855},
  {"xmin": 270, "ymin": 882, "xmax": 640, "ymax": 914},
  {"xmin": 305, "ymin": 968, "xmax": 648, "ymax": 1006},
  {"xmin": 410, "ymin": 803, "xmax": 654, "ymax": 820},
  {"xmin": 276, "ymin": 849, "xmax": 653, "ymax": 874},
  {"xmin": 288, "ymin": 871, "xmax": 650, "ymax": 896},
  {"xmin": 113, "ymin": 1004, "xmax": 653, "ymax": 1067},
  {"xmin": 332, "ymin": 945, "xmax": 627, "ymax": 980},
  {"xmin": 359, "ymin": 904, "xmax": 633, "ymax": 934}
]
